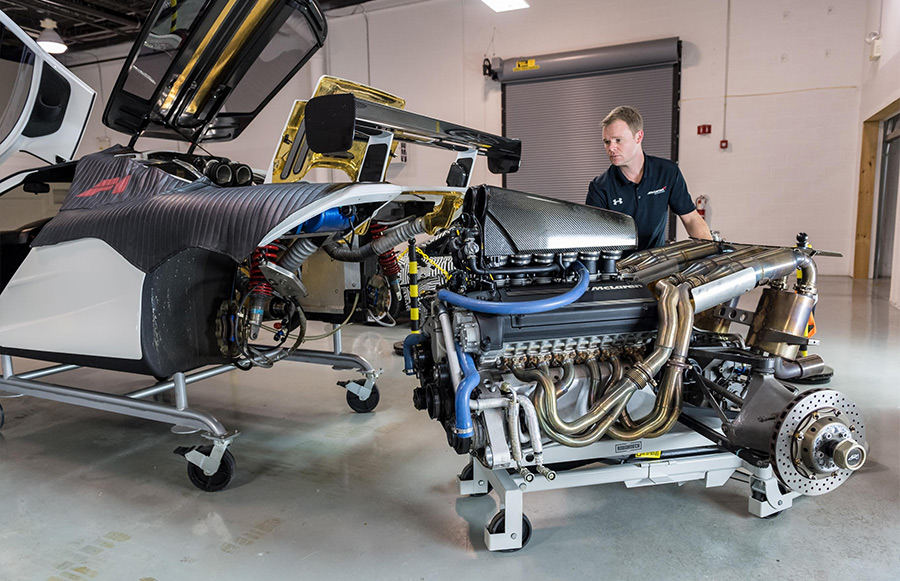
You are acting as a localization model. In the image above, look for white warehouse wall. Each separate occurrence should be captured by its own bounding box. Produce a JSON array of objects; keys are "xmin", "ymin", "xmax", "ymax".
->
[{"xmin": 324, "ymin": 0, "xmax": 883, "ymax": 277}]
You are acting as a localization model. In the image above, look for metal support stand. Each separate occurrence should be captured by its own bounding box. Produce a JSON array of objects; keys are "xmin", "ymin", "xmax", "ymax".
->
[
  {"xmin": 0, "ymin": 325, "xmax": 383, "ymax": 483},
  {"xmin": 0, "ymin": 359, "xmax": 230, "ymax": 436},
  {"xmin": 284, "ymin": 327, "xmax": 376, "ymax": 371},
  {"xmin": 1, "ymin": 354, "xmax": 12, "ymax": 379},
  {"xmin": 747, "ymin": 464, "xmax": 800, "ymax": 517},
  {"xmin": 282, "ymin": 327, "xmax": 383, "ymax": 404},
  {"xmin": 332, "ymin": 324, "xmax": 342, "ymax": 355},
  {"xmin": 171, "ymin": 372, "xmax": 195, "ymax": 434},
  {"xmin": 461, "ymin": 420, "xmax": 798, "ymax": 551},
  {"xmin": 0, "ymin": 356, "xmax": 243, "ymax": 481}
]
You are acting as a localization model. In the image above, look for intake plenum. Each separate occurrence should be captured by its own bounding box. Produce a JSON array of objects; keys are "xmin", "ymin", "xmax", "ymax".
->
[{"xmin": 467, "ymin": 185, "xmax": 637, "ymax": 257}]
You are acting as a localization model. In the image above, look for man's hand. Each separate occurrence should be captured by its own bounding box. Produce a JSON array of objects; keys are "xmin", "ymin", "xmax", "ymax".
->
[{"xmin": 679, "ymin": 209, "xmax": 713, "ymax": 241}]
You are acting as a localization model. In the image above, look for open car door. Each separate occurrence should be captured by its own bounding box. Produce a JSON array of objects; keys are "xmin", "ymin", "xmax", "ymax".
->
[{"xmin": 0, "ymin": 10, "xmax": 95, "ymax": 167}]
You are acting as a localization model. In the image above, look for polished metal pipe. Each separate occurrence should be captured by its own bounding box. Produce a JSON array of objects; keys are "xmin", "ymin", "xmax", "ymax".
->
[
  {"xmin": 690, "ymin": 267, "xmax": 758, "ymax": 313},
  {"xmin": 514, "ymin": 366, "xmax": 627, "ymax": 446},
  {"xmin": 637, "ymin": 279, "xmax": 680, "ymax": 374},
  {"xmin": 774, "ymin": 354, "xmax": 825, "ymax": 380},
  {"xmin": 618, "ymin": 239, "xmax": 715, "ymax": 271},
  {"xmin": 645, "ymin": 285, "xmax": 693, "ymax": 437},
  {"xmin": 632, "ymin": 257, "xmax": 688, "ymax": 283},
  {"xmin": 610, "ymin": 285, "xmax": 692, "ymax": 440},
  {"xmin": 622, "ymin": 240, "xmax": 724, "ymax": 282},
  {"xmin": 553, "ymin": 360, "xmax": 576, "ymax": 397},
  {"xmin": 1, "ymin": 354, "xmax": 12, "ymax": 379},
  {"xmin": 586, "ymin": 358, "xmax": 608, "ymax": 405},
  {"xmin": 679, "ymin": 246, "xmax": 766, "ymax": 278},
  {"xmin": 436, "ymin": 303, "xmax": 462, "ymax": 388},
  {"xmin": 14, "ymin": 363, "xmax": 80, "ymax": 381},
  {"xmin": 518, "ymin": 279, "xmax": 680, "ymax": 446},
  {"xmin": 616, "ymin": 239, "xmax": 694, "ymax": 269},
  {"xmin": 688, "ymin": 247, "xmax": 818, "ymax": 313},
  {"xmin": 793, "ymin": 252, "xmax": 817, "ymax": 295}
]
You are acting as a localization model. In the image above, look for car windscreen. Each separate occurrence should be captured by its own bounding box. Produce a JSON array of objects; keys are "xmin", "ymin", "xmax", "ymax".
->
[
  {"xmin": 221, "ymin": 10, "xmax": 319, "ymax": 115},
  {"xmin": 0, "ymin": 25, "xmax": 34, "ymax": 146},
  {"xmin": 121, "ymin": 0, "xmax": 205, "ymax": 101},
  {"xmin": 104, "ymin": 0, "xmax": 326, "ymax": 143}
]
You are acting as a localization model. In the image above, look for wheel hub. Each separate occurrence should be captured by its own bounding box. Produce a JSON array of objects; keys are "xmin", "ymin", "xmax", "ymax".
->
[{"xmin": 770, "ymin": 388, "xmax": 867, "ymax": 496}]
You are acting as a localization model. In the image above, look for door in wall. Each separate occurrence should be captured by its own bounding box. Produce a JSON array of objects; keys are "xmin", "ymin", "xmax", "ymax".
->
[{"xmin": 874, "ymin": 113, "xmax": 900, "ymax": 279}]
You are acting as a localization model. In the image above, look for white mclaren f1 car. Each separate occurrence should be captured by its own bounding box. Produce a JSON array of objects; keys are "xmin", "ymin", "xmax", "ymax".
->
[{"xmin": 0, "ymin": 0, "xmax": 520, "ymax": 490}]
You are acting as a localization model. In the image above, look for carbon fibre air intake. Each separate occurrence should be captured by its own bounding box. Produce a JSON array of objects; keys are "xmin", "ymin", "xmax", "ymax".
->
[{"xmin": 466, "ymin": 185, "xmax": 637, "ymax": 257}]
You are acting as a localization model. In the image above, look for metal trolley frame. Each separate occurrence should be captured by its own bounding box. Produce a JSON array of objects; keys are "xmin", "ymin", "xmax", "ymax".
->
[
  {"xmin": 458, "ymin": 416, "xmax": 799, "ymax": 551},
  {"xmin": 0, "ymin": 325, "xmax": 380, "ymax": 491}
]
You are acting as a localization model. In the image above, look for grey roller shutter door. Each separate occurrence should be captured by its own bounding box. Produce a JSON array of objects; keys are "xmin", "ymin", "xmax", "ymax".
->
[{"xmin": 504, "ymin": 66, "xmax": 676, "ymax": 204}]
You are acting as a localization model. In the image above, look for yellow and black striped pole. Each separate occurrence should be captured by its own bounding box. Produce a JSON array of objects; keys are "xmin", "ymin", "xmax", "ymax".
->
[{"xmin": 408, "ymin": 238, "xmax": 420, "ymax": 334}]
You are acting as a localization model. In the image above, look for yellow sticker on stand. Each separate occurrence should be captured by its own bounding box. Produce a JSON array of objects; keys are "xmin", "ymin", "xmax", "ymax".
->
[
  {"xmin": 635, "ymin": 451, "xmax": 662, "ymax": 459},
  {"xmin": 513, "ymin": 58, "xmax": 540, "ymax": 72}
]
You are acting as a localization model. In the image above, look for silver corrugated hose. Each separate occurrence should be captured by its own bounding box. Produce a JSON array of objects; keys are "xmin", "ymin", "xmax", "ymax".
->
[{"xmin": 279, "ymin": 238, "xmax": 320, "ymax": 275}]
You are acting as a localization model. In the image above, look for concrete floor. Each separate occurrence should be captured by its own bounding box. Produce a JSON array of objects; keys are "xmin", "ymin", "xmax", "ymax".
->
[{"xmin": 0, "ymin": 275, "xmax": 897, "ymax": 580}]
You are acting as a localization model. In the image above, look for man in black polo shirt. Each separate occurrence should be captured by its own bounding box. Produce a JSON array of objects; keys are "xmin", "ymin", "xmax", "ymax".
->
[{"xmin": 586, "ymin": 106, "xmax": 712, "ymax": 250}]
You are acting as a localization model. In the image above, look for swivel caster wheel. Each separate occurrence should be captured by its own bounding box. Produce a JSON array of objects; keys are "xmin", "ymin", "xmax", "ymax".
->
[
  {"xmin": 346, "ymin": 383, "xmax": 380, "ymax": 413},
  {"xmin": 751, "ymin": 490, "xmax": 783, "ymax": 519},
  {"xmin": 459, "ymin": 463, "xmax": 492, "ymax": 497},
  {"xmin": 487, "ymin": 510, "xmax": 532, "ymax": 552},
  {"xmin": 186, "ymin": 445, "xmax": 236, "ymax": 492}
]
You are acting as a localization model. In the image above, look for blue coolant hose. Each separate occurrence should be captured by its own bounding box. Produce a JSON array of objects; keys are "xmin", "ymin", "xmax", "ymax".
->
[
  {"xmin": 402, "ymin": 333, "xmax": 426, "ymax": 375},
  {"xmin": 455, "ymin": 343, "xmax": 479, "ymax": 437},
  {"xmin": 436, "ymin": 263, "xmax": 590, "ymax": 315}
]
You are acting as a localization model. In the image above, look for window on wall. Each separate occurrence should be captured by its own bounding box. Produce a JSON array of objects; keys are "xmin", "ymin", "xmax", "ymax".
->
[{"xmin": 497, "ymin": 38, "xmax": 681, "ymax": 236}]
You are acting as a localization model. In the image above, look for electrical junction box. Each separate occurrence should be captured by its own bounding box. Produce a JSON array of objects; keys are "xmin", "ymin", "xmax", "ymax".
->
[{"xmin": 697, "ymin": 125, "xmax": 712, "ymax": 135}]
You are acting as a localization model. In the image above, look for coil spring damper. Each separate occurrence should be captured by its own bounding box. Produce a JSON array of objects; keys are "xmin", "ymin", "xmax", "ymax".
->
[
  {"xmin": 770, "ymin": 388, "xmax": 867, "ymax": 495},
  {"xmin": 369, "ymin": 222, "xmax": 402, "ymax": 318},
  {"xmin": 248, "ymin": 244, "xmax": 280, "ymax": 339}
]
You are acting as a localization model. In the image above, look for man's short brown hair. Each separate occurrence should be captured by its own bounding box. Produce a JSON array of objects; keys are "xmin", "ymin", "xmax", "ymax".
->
[{"xmin": 602, "ymin": 106, "xmax": 643, "ymax": 135}]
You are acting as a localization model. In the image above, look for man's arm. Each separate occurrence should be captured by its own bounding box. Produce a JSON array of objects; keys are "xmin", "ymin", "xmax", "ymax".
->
[{"xmin": 678, "ymin": 209, "xmax": 713, "ymax": 240}]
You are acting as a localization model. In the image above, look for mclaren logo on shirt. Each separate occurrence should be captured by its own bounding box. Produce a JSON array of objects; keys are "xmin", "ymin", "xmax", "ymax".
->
[{"xmin": 648, "ymin": 187, "xmax": 666, "ymax": 196}]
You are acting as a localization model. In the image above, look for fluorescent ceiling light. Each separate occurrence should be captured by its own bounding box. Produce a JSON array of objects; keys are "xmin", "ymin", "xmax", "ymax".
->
[
  {"xmin": 37, "ymin": 18, "xmax": 67, "ymax": 54},
  {"xmin": 481, "ymin": 0, "xmax": 530, "ymax": 13}
]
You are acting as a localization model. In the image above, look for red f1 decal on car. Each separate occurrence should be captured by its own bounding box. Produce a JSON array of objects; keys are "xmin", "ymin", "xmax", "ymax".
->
[{"xmin": 76, "ymin": 175, "xmax": 132, "ymax": 197}]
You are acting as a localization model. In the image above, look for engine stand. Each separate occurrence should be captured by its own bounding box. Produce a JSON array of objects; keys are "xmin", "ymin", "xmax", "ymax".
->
[{"xmin": 461, "ymin": 421, "xmax": 797, "ymax": 551}]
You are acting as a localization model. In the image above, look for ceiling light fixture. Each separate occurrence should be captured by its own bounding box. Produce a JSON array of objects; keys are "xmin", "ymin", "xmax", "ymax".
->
[
  {"xmin": 37, "ymin": 18, "xmax": 67, "ymax": 54},
  {"xmin": 480, "ymin": 0, "xmax": 530, "ymax": 13}
]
